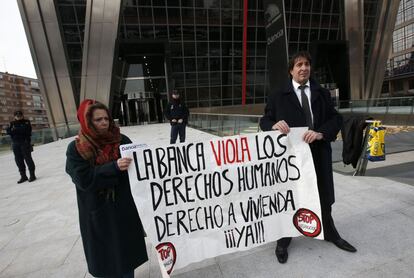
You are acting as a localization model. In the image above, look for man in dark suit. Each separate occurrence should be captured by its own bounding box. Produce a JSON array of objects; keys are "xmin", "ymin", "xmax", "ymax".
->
[{"xmin": 260, "ymin": 51, "xmax": 356, "ymax": 264}]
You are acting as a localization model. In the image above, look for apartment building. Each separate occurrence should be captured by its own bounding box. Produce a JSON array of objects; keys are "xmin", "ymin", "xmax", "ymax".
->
[{"xmin": 0, "ymin": 72, "xmax": 49, "ymax": 134}]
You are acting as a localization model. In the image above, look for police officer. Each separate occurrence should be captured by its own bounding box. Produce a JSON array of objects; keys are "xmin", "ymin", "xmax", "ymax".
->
[
  {"xmin": 7, "ymin": 111, "xmax": 36, "ymax": 183},
  {"xmin": 164, "ymin": 90, "xmax": 189, "ymax": 144}
]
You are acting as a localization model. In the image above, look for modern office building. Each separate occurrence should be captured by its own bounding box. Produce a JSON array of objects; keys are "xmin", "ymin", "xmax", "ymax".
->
[
  {"xmin": 383, "ymin": 0, "xmax": 414, "ymax": 97},
  {"xmin": 0, "ymin": 72, "xmax": 49, "ymax": 134},
  {"xmin": 18, "ymin": 0, "xmax": 399, "ymax": 137}
]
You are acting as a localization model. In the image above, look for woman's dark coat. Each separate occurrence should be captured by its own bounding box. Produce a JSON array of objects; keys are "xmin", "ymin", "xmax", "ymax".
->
[
  {"xmin": 260, "ymin": 79, "xmax": 342, "ymax": 206},
  {"xmin": 66, "ymin": 134, "xmax": 148, "ymax": 277}
]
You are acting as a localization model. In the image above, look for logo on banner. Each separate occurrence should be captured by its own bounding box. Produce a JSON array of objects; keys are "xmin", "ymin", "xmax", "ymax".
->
[
  {"xmin": 265, "ymin": 4, "xmax": 282, "ymax": 28},
  {"xmin": 293, "ymin": 208, "xmax": 321, "ymax": 237},
  {"xmin": 156, "ymin": 242, "xmax": 177, "ymax": 274}
]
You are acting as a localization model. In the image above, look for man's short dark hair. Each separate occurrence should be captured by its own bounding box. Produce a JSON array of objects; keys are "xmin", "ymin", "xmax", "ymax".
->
[
  {"xmin": 14, "ymin": 111, "xmax": 23, "ymax": 116},
  {"xmin": 288, "ymin": 51, "xmax": 312, "ymax": 76}
]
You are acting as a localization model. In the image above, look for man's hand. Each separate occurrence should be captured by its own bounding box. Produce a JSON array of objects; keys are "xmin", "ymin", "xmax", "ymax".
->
[
  {"xmin": 303, "ymin": 130, "xmax": 323, "ymax": 144},
  {"xmin": 272, "ymin": 120, "xmax": 290, "ymax": 134},
  {"xmin": 171, "ymin": 119, "xmax": 177, "ymax": 123},
  {"xmin": 178, "ymin": 119, "xmax": 183, "ymax": 123},
  {"xmin": 117, "ymin": 157, "xmax": 132, "ymax": 171}
]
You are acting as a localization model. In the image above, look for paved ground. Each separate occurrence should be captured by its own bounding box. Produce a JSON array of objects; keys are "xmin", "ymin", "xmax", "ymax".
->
[
  {"xmin": 1, "ymin": 124, "xmax": 414, "ymax": 278},
  {"xmin": 332, "ymin": 131, "xmax": 414, "ymax": 186}
]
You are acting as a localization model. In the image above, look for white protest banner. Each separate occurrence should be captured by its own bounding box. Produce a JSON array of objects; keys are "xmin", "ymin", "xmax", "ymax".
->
[{"xmin": 121, "ymin": 128, "xmax": 323, "ymax": 275}]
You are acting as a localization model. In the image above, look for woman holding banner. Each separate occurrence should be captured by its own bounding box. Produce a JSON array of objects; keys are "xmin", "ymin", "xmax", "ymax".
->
[{"xmin": 66, "ymin": 99, "xmax": 147, "ymax": 278}]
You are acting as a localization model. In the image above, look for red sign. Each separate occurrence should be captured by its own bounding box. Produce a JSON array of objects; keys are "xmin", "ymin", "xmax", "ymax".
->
[
  {"xmin": 156, "ymin": 242, "xmax": 177, "ymax": 274},
  {"xmin": 293, "ymin": 208, "xmax": 322, "ymax": 237}
]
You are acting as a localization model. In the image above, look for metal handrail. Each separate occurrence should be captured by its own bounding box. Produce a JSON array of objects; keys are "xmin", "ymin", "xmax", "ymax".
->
[
  {"xmin": 189, "ymin": 113, "xmax": 261, "ymax": 137},
  {"xmin": 337, "ymin": 96, "xmax": 414, "ymax": 125},
  {"xmin": 338, "ymin": 96, "xmax": 414, "ymax": 110},
  {"xmin": 189, "ymin": 112, "xmax": 261, "ymax": 118},
  {"xmin": 189, "ymin": 96, "xmax": 414, "ymax": 137}
]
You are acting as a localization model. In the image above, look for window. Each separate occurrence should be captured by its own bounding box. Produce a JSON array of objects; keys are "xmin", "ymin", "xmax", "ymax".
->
[
  {"xmin": 195, "ymin": 9, "xmax": 207, "ymax": 24},
  {"xmin": 195, "ymin": 26, "xmax": 208, "ymax": 41},
  {"xmin": 185, "ymin": 73, "xmax": 197, "ymax": 86},
  {"xmin": 184, "ymin": 58, "xmax": 196, "ymax": 71},
  {"xmin": 182, "ymin": 26, "xmax": 195, "ymax": 41},
  {"xmin": 33, "ymin": 95, "xmax": 42, "ymax": 107},
  {"xmin": 181, "ymin": 8, "xmax": 194, "ymax": 24},
  {"xmin": 153, "ymin": 9, "xmax": 167, "ymax": 24},
  {"xmin": 409, "ymin": 79, "xmax": 414, "ymax": 89},
  {"xmin": 155, "ymin": 25, "xmax": 168, "ymax": 38},
  {"xmin": 197, "ymin": 72, "xmax": 209, "ymax": 85},
  {"xmin": 197, "ymin": 58, "xmax": 209, "ymax": 71},
  {"xmin": 171, "ymin": 58, "xmax": 184, "ymax": 72},
  {"xmin": 394, "ymin": 80, "xmax": 404, "ymax": 91}
]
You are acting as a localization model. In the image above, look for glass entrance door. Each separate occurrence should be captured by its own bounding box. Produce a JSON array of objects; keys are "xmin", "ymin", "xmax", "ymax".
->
[{"xmin": 120, "ymin": 55, "xmax": 167, "ymax": 125}]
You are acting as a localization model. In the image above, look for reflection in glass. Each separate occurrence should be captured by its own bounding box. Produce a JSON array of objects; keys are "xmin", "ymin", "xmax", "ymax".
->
[
  {"xmin": 123, "ymin": 79, "xmax": 145, "ymax": 93},
  {"xmin": 197, "ymin": 58, "xmax": 209, "ymax": 72},
  {"xmin": 196, "ymin": 26, "xmax": 208, "ymax": 41},
  {"xmin": 127, "ymin": 64, "xmax": 144, "ymax": 77},
  {"xmin": 184, "ymin": 58, "xmax": 196, "ymax": 71},
  {"xmin": 186, "ymin": 73, "xmax": 197, "ymax": 86},
  {"xmin": 116, "ymin": 0, "xmax": 330, "ymax": 108},
  {"xmin": 198, "ymin": 73, "xmax": 209, "ymax": 86}
]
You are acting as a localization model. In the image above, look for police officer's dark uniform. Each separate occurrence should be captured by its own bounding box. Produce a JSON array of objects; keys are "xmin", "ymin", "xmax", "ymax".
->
[
  {"xmin": 164, "ymin": 90, "xmax": 189, "ymax": 144},
  {"xmin": 7, "ymin": 111, "xmax": 36, "ymax": 183}
]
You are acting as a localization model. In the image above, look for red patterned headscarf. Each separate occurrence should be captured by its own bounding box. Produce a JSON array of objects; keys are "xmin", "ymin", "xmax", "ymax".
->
[{"xmin": 75, "ymin": 99, "xmax": 121, "ymax": 165}]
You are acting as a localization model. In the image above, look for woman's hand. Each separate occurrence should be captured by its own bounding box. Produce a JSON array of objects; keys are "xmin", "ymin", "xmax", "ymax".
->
[
  {"xmin": 272, "ymin": 120, "xmax": 290, "ymax": 134},
  {"xmin": 117, "ymin": 157, "xmax": 132, "ymax": 171}
]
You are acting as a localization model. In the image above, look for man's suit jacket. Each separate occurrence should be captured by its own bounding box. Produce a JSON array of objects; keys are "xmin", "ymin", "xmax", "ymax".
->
[{"xmin": 260, "ymin": 78, "xmax": 342, "ymax": 206}]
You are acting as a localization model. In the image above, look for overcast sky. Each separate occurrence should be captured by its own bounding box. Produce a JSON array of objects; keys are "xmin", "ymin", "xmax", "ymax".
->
[{"xmin": 0, "ymin": 0, "xmax": 37, "ymax": 78}]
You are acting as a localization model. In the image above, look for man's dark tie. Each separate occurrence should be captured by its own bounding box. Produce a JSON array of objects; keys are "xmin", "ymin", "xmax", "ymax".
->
[{"xmin": 299, "ymin": 85, "xmax": 313, "ymax": 129}]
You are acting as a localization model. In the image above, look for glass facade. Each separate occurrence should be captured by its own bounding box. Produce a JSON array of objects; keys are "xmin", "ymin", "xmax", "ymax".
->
[
  {"xmin": 116, "ymin": 0, "xmax": 348, "ymax": 108},
  {"xmin": 53, "ymin": 0, "xmax": 386, "ymax": 110},
  {"xmin": 55, "ymin": 0, "xmax": 87, "ymax": 107},
  {"xmin": 118, "ymin": 0, "xmax": 268, "ymax": 108},
  {"xmin": 363, "ymin": 0, "xmax": 381, "ymax": 72},
  {"xmin": 387, "ymin": 0, "xmax": 414, "ymax": 77},
  {"xmin": 284, "ymin": 0, "xmax": 345, "ymax": 92},
  {"xmin": 384, "ymin": 0, "xmax": 414, "ymax": 96},
  {"xmin": 285, "ymin": 0, "xmax": 344, "ymax": 53}
]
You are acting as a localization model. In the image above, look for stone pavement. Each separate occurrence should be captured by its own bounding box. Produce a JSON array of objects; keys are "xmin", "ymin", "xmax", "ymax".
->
[
  {"xmin": 331, "ymin": 130, "xmax": 414, "ymax": 186},
  {"xmin": 1, "ymin": 124, "xmax": 414, "ymax": 278}
]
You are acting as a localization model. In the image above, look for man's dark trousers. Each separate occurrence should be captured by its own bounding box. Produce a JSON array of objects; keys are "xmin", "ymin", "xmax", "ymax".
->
[
  {"xmin": 170, "ymin": 124, "xmax": 186, "ymax": 144},
  {"xmin": 12, "ymin": 141, "xmax": 35, "ymax": 176}
]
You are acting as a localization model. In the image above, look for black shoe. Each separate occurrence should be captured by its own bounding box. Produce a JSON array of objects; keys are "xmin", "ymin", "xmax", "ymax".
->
[
  {"xmin": 28, "ymin": 176, "xmax": 36, "ymax": 182},
  {"xmin": 275, "ymin": 246, "xmax": 288, "ymax": 263},
  {"xmin": 331, "ymin": 238, "xmax": 357, "ymax": 253},
  {"xmin": 17, "ymin": 176, "xmax": 28, "ymax": 184}
]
